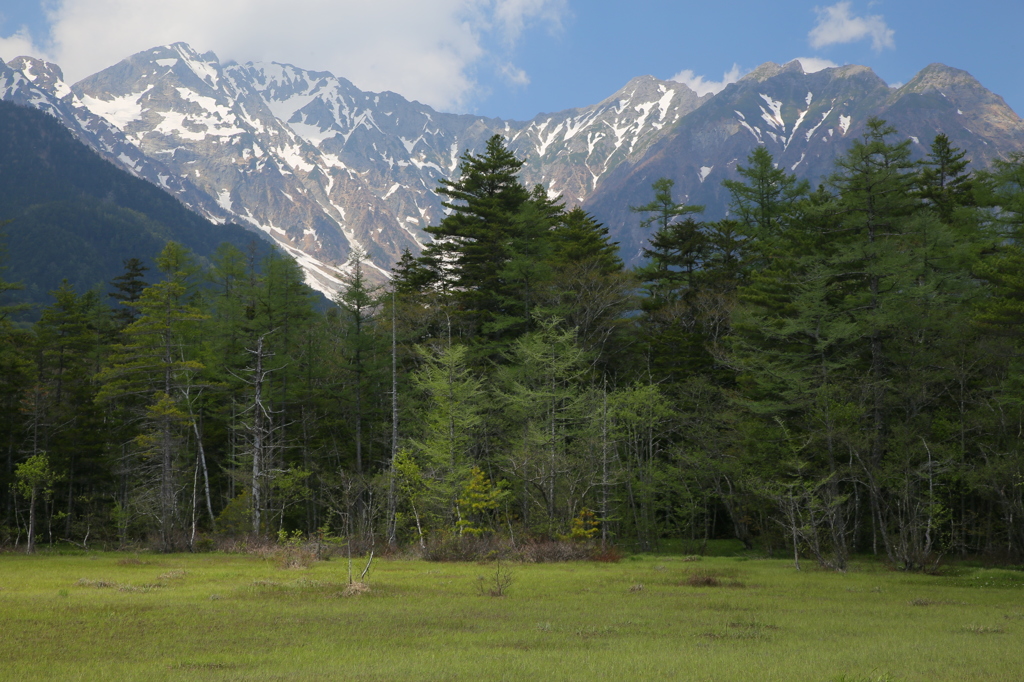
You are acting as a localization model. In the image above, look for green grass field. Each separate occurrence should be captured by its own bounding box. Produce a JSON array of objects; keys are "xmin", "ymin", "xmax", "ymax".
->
[{"xmin": 1, "ymin": 548, "xmax": 1022, "ymax": 681}]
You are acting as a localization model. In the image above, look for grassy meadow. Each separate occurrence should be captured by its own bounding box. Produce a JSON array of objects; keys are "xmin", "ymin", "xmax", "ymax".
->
[{"xmin": 1, "ymin": 546, "xmax": 1022, "ymax": 681}]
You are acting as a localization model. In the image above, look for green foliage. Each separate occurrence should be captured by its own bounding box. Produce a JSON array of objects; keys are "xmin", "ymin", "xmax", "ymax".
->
[
  {"xmin": 13, "ymin": 452, "xmax": 59, "ymax": 500},
  {"xmin": 567, "ymin": 507, "xmax": 600, "ymax": 541},
  {"xmin": 456, "ymin": 467, "xmax": 510, "ymax": 537},
  {"xmin": 0, "ymin": 117, "xmax": 1022, "ymax": 566},
  {"xmin": 723, "ymin": 145, "xmax": 809, "ymax": 243}
]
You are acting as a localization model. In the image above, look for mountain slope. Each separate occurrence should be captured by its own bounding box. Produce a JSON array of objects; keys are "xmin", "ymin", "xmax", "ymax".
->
[
  {"xmin": 0, "ymin": 99, "xmax": 274, "ymax": 313},
  {"xmin": 4, "ymin": 44, "xmax": 706, "ymax": 289},
  {"xmin": 584, "ymin": 60, "xmax": 1024, "ymax": 262},
  {"xmin": 5, "ymin": 47, "xmax": 1023, "ymax": 283}
]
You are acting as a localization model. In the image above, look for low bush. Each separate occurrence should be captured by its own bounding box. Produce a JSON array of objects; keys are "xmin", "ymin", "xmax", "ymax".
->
[{"xmin": 421, "ymin": 535, "xmax": 609, "ymax": 563}]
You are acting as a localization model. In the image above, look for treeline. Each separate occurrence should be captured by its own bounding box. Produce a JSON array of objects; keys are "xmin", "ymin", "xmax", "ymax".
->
[{"xmin": 2, "ymin": 122, "xmax": 1024, "ymax": 568}]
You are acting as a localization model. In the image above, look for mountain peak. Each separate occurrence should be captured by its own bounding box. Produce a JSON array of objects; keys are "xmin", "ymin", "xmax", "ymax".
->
[
  {"xmin": 7, "ymin": 56, "xmax": 71, "ymax": 99},
  {"xmin": 740, "ymin": 62, "xmax": 783, "ymax": 83},
  {"xmin": 901, "ymin": 63, "xmax": 983, "ymax": 95}
]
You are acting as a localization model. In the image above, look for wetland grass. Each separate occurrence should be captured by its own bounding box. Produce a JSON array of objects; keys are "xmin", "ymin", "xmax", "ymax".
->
[{"xmin": 0, "ymin": 550, "xmax": 1021, "ymax": 680}]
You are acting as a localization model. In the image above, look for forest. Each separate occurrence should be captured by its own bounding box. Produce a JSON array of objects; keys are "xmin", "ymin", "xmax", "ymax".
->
[{"xmin": 3, "ymin": 118, "xmax": 1024, "ymax": 571}]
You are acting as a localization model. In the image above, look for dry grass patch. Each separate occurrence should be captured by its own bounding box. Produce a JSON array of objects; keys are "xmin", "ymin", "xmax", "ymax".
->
[
  {"xmin": 962, "ymin": 624, "xmax": 1004, "ymax": 634},
  {"xmin": 681, "ymin": 568, "xmax": 745, "ymax": 588},
  {"xmin": 157, "ymin": 569, "xmax": 185, "ymax": 580},
  {"xmin": 341, "ymin": 582, "xmax": 370, "ymax": 597}
]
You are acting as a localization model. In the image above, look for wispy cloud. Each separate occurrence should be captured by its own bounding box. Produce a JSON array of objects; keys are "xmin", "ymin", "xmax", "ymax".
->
[
  {"xmin": 809, "ymin": 1, "xmax": 894, "ymax": 51},
  {"xmin": 499, "ymin": 62, "xmax": 530, "ymax": 86},
  {"xmin": 492, "ymin": 0, "xmax": 567, "ymax": 45},
  {"xmin": 670, "ymin": 63, "xmax": 745, "ymax": 97},
  {"xmin": 793, "ymin": 56, "xmax": 840, "ymax": 73},
  {"xmin": 0, "ymin": 24, "xmax": 41, "ymax": 63},
  {"xmin": 0, "ymin": 0, "xmax": 567, "ymax": 112}
]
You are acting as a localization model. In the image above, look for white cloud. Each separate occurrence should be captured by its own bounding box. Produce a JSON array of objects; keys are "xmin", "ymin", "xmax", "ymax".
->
[
  {"xmin": 809, "ymin": 1, "xmax": 894, "ymax": 51},
  {"xmin": 793, "ymin": 56, "xmax": 840, "ymax": 73},
  {"xmin": 670, "ymin": 63, "xmax": 745, "ymax": 97},
  {"xmin": 499, "ymin": 62, "xmax": 530, "ymax": 87},
  {"xmin": 0, "ymin": 0, "xmax": 566, "ymax": 112},
  {"xmin": 492, "ymin": 0, "xmax": 567, "ymax": 45},
  {"xmin": 0, "ymin": 24, "xmax": 40, "ymax": 63}
]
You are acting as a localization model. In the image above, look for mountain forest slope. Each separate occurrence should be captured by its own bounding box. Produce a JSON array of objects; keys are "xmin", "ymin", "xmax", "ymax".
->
[
  {"xmin": 0, "ymin": 100, "xmax": 274, "ymax": 314},
  {"xmin": 7, "ymin": 45, "xmax": 1020, "ymax": 290}
]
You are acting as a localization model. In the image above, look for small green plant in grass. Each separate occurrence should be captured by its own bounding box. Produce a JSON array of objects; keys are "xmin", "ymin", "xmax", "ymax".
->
[
  {"xmin": 567, "ymin": 508, "xmax": 600, "ymax": 541},
  {"xmin": 475, "ymin": 559, "xmax": 513, "ymax": 597},
  {"xmin": 456, "ymin": 467, "xmax": 510, "ymax": 537},
  {"xmin": 277, "ymin": 529, "xmax": 317, "ymax": 569}
]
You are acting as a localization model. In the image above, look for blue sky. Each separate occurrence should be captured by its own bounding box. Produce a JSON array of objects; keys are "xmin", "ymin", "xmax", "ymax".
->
[{"xmin": 1, "ymin": 1, "xmax": 1021, "ymax": 120}]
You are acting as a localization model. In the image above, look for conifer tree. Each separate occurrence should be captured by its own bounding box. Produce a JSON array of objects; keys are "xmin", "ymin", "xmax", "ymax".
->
[
  {"xmin": 335, "ymin": 250, "xmax": 380, "ymax": 474},
  {"xmin": 549, "ymin": 207, "xmax": 622, "ymax": 275},
  {"xmin": 917, "ymin": 133, "xmax": 975, "ymax": 223},
  {"xmin": 631, "ymin": 178, "xmax": 713, "ymax": 384},
  {"xmin": 723, "ymin": 146, "xmax": 809, "ymax": 243},
  {"xmin": 423, "ymin": 135, "xmax": 531, "ymax": 330},
  {"xmin": 108, "ymin": 258, "xmax": 149, "ymax": 329},
  {"xmin": 97, "ymin": 242, "xmax": 207, "ymax": 550}
]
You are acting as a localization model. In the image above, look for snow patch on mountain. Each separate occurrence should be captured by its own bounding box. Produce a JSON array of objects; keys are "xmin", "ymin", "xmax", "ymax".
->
[
  {"xmin": 79, "ymin": 86, "xmax": 152, "ymax": 129},
  {"xmin": 216, "ymin": 189, "xmax": 233, "ymax": 211},
  {"xmin": 173, "ymin": 43, "xmax": 219, "ymax": 88},
  {"xmin": 759, "ymin": 93, "xmax": 785, "ymax": 131}
]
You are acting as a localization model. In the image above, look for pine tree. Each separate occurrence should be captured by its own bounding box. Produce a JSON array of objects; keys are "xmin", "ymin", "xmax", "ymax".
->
[
  {"xmin": 917, "ymin": 134, "xmax": 975, "ymax": 224},
  {"xmin": 723, "ymin": 146, "xmax": 809, "ymax": 243},
  {"xmin": 631, "ymin": 178, "xmax": 713, "ymax": 384},
  {"xmin": 97, "ymin": 242, "xmax": 207, "ymax": 550},
  {"xmin": 423, "ymin": 135, "xmax": 532, "ymax": 332},
  {"xmin": 549, "ymin": 207, "xmax": 622, "ymax": 275},
  {"xmin": 108, "ymin": 258, "xmax": 149, "ymax": 329}
]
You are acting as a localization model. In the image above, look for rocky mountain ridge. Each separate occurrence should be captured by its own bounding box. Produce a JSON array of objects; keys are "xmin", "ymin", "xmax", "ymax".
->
[
  {"xmin": 585, "ymin": 59, "xmax": 1024, "ymax": 261},
  {"xmin": 3, "ymin": 45, "xmax": 1023, "ymax": 291},
  {"xmin": 2, "ymin": 43, "xmax": 706, "ymax": 293}
]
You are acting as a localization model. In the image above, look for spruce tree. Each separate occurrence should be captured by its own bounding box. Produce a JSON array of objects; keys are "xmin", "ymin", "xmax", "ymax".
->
[
  {"xmin": 917, "ymin": 134, "xmax": 975, "ymax": 224},
  {"xmin": 108, "ymin": 258, "xmax": 149, "ymax": 329},
  {"xmin": 97, "ymin": 242, "xmax": 207, "ymax": 550},
  {"xmin": 423, "ymin": 134, "xmax": 532, "ymax": 336}
]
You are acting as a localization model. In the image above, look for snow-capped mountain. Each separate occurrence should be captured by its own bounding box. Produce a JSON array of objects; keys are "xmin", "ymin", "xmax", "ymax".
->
[
  {"xmin": 1, "ymin": 43, "xmax": 705, "ymax": 293},
  {"xmin": 4, "ymin": 45, "xmax": 1023, "ymax": 292},
  {"xmin": 0, "ymin": 55, "xmax": 236, "ymax": 231},
  {"xmin": 585, "ymin": 60, "xmax": 1024, "ymax": 262}
]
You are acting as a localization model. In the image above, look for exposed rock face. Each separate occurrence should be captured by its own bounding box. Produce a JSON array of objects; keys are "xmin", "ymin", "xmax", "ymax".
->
[
  {"xmin": 5, "ymin": 48, "xmax": 1023, "ymax": 287},
  {"xmin": 4, "ymin": 43, "xmax": 705, "ymax": 291},
  {"xmin": 584, "ymin": 60, "xmax": 1024, "ymax": 263},
  {"xmin": 1, "ymin": 54, "xmax": 234, "ymax": 234}
]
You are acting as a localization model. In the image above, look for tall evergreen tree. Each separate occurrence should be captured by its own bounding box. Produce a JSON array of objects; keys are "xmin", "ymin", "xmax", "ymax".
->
[
  {"xmin": 916, "ymin": 134, "xmax": 975, "ymax": 224},
  {"xmin": 96, "ymin": 242, "xmax": 207, "ymax": 550},
  {"xmin": 422, "ymin": 135, "xmax": 532, "ymax": 334},
  {"xmin": 723, "ymin": 146, "xmax": 810, "ymax": 243},
  {"xmin": 108, "ymin": 258, "xmax": 149, "ymax": 329}
]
